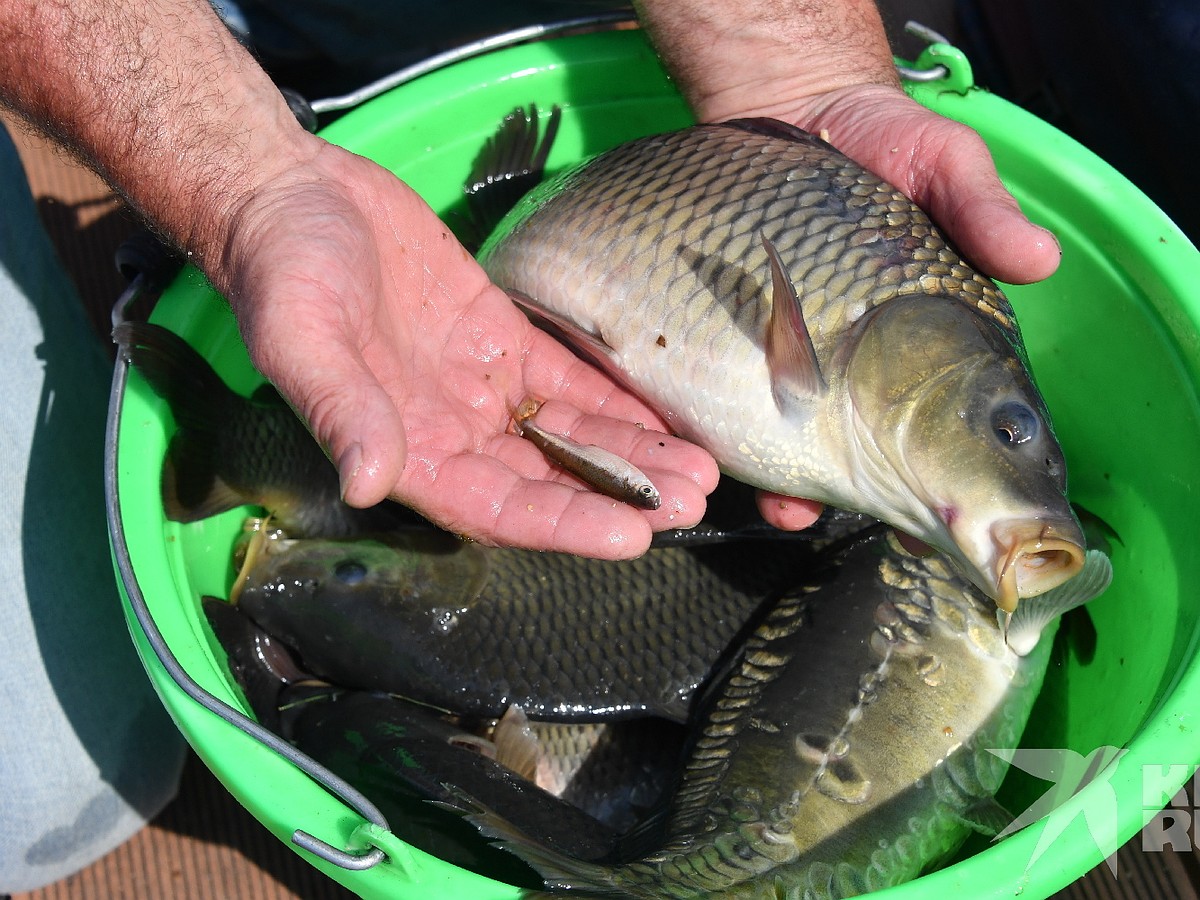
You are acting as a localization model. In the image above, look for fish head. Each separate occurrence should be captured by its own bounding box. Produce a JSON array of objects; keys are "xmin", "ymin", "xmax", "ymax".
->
[
  {"xmin": 234, "ymin": 527, "xmax": 488, "ymax": 614},
  {"xmin": 844, "ymin": 296, "xmax": 1086, "ymax": 611}
]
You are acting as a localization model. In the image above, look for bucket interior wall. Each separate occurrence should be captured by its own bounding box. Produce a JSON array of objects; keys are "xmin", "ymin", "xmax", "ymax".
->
[{"xmin": 112, "ymin": 27, "xmax": 1200, "ymax": 900}]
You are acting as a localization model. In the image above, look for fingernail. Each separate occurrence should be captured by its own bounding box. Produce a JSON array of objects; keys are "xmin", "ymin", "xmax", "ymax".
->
[
  {"xmin": 337, "ymin": 442, "xmax": 363, "ymax": 501},
  {"xmin": 1037, "ymin": 224, "xmax": 1062, "ymax": 256}
]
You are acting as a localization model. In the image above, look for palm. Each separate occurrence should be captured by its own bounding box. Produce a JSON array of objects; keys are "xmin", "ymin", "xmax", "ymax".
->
[{"xmin": 222, "ymin": 142, "xmax": 716, "ymax": 557}]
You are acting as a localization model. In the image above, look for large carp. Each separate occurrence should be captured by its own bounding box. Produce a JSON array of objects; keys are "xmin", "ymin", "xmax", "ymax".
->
[
  {"xmin": 478, "ymin": 116, "xmax": 1085, "ymax": 611},
  {"xmin": 230, "ymin": 516, "xmax": 854, "ymax": 723}
]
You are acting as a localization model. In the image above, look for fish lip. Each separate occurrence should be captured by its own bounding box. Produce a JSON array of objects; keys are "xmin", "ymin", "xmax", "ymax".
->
[{"xmin": 989, "ymin": 518, "xmax": 1087, "ymax": 613}]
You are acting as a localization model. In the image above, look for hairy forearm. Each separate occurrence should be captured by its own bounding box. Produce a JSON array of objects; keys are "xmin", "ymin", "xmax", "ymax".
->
[
  {"xmin": 0, "ymin": 0, "xmax": 310, "ymax": 271},
  {"xmin": 633, "ymin": 0, "xmax": 898, "ymax": 122}
]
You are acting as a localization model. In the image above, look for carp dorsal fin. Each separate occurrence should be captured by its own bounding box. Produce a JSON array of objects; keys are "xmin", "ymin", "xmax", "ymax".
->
[
  {"xmin": 762, "ymin": 234, "xmax": 826, "ymax": 410},
  {"xmin": 461, "ymin": 104, "xmax": 562, "ymax": 252},
  {"xmin": 720, "ymin": 117, "xmax": 830, "ymax": 148}
]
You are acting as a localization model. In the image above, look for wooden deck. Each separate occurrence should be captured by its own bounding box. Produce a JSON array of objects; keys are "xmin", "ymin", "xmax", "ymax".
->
[{"xmin": 5, "ymin": 104, "xmax": 1200, "ymax": 900}]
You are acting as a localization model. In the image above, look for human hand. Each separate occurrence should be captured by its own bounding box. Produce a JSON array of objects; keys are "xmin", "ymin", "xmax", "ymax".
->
[{"xmin": 219, "ymin": 138, "xmax": 718, "ymax": 558}]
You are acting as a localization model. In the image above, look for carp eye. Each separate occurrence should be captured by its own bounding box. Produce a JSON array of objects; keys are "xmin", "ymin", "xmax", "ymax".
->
[
  {"xmin": 334, "ymin": 559, "xmax": 368, "ymax": 585},
  {"xmin": 991, "ymin": 401, "xmax": 1040, "ymax": 446}
]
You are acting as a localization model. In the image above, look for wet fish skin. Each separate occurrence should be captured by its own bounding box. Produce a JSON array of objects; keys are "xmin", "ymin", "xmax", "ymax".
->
[
  {"xmin": 233, "ymin": 524, "xmax": 823, "ymax": 723},
  {"xmin": 477, "ymin": 117, "xmax": 1085, "ymax": 611},
  {"xmin": 115, "ymin": 321, "xmax": 424, "ymax": 537},
  {"xmin": 201, "ymin": 598, "xmax": 620, "ymax": 882},
  {"xmin": 455, "ymin": 533, "xmax": 1107, "ymax": 898}
]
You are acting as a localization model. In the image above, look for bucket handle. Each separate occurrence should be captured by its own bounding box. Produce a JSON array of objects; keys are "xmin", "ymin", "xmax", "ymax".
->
[
  {"xmin": 303, "ymin": 14, "xmax": 976, "ymax": 119},
  {"xmin": 106, "ymin": 272, "xmax": 391, "ymax": 874}
]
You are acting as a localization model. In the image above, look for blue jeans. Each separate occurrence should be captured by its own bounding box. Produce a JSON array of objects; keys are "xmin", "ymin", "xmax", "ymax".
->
[{"xmin": 0, "ymin": 124, "xmax": 186, "ymax": 892}]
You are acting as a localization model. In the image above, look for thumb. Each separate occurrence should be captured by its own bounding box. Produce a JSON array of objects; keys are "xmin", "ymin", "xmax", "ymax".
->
[{"xmin": 252, "ymin": 325, "xmax": 409, "ymax": 510}]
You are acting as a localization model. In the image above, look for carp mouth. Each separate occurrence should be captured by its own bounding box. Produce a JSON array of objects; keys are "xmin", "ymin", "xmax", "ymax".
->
[{"xmin": 990, "ymin": 519, "xmax": 1087, "ymax": 613}]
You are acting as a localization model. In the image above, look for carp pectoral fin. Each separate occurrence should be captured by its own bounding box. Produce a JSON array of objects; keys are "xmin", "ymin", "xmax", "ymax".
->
[
  {"xmin": 762, "ymin": 234, "xmax": 826, "ymax": 412},
  {"xmin": 506, "ymin": 289, "xmax": 621, "ymax": 371},
  {"xmin": 1004, "ymin": 549, "xmax": 1113, "ymax": 656},
  {"xmin": 492, "ymin": 706, "xmax": 542, "ymax": 784},
  {"xmin": 163, "ymin": 433, "xmax": 248, "ymax": 522},
  {"xmin": 953, "ymin": 797, "xmax": 1013, "ymax": 838}
]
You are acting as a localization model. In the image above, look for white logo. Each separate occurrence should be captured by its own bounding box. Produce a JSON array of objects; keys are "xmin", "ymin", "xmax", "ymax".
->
[{"xmin": 987, "ymin": 746, "xmax": 1128, "ymax": 875}]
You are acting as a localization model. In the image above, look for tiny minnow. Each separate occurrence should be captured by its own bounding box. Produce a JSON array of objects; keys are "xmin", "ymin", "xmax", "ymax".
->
[{"xmin": 512, "ymin": 399, "xmax": 660, "ymax": 510}]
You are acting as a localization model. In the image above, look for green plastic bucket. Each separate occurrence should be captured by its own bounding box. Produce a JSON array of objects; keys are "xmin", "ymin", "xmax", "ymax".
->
[{"xmin": 107, "ymin": 25, "xmax": 1200, "ymax": 899}]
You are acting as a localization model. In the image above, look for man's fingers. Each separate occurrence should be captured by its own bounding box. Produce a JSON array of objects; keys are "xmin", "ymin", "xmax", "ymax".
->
[
  {"xmin": 756, "ymin": 490, "xmax": 824, "ymax": 531},
  {"xmin": 800, "ymin": 85, "xmax": 1062, "ymax": 287},
  {"xmin": 414, "ymin": 451, "xmax": 657, "ymax": 559},
  {"xmin": 906, "ymin": 124, "xmax": 1062, "ymax": 285}
]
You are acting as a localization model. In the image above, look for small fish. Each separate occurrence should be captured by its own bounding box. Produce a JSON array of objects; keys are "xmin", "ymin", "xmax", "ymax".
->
[
  {"xmin": 477, "ymin": 114, "xmax": 1087, "ymax": 612},
  {"xmin": 113, "ymin": 320, "xmax": 425, "ymax": 537},
  {"xmin": 231, "ymin": 514, "xmax": 836, "ymax": 723},
  {"xmin": 512, "ymin": 398, "xmax": 661, "ymax": 510},
  {"xmin": 449, "ymin": 534, "xmax": 1112, "ymax": 898}
]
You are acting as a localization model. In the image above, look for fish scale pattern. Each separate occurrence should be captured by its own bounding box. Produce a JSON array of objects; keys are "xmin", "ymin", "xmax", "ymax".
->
[
  {"xmin": 479, "ymin": 118, "xmax": 1084, "ymax": 616},
  {"xmin": 503, "ymin": 533, "xmax": 1056, "ymax": 899},
  {"xmin": 238, "ymin": 535, "xmax": 809, "ymax": 724},
  {"xmin": 480, "ymin": 121, "xmax": 1027, "ymax": 504},
  {"xmin": 484, "ymin": 122, "xmax": 1017, "ymax": 378}
]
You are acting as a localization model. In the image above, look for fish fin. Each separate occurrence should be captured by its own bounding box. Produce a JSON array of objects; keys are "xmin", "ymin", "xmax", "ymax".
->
[
  {"xmin": 506, "ymin": 289, "xmax": 623, "ymax": 372},
  {"xmin": 201, "ymin": 596, "xmax": 315, "ymax": 733},
  {"xmin": 953, "ymin": 797, "xmax": 1014, "ymax": 838},
  {"xmin": 117, "ymin": 321, "xmax": 263, "ymax": 520},
  {"xmin": 1004, "ymin": 549, "xmax": 1113, "ymax": 656},
  {"xmin": 720, "ymin": 117, "xmax": 830, "ymax": 149},
  {"xmin": 762, "ymin": 234, "xmax": 826, "ymax": 410},
  {"xmin": 438, "ymin": 786, "xmax": 625, "ymax": 894},
  {"xmin": 1073, "ymin": 502, "xmax": 1123, "ymax": 554},
  {"xmin": 115, "ymin": 321, "xmax": 233, "ymax": 429},
  {"xmin": 492, "ymin": 706, "xmax": 542, "ymax": 783},
  {"xmin": 162, "ymin": 433, "xmax": 251, "ymax": 522},
  {"xmin": 461, "ymin": 104, "xmax": 562, "ymax": 252}
]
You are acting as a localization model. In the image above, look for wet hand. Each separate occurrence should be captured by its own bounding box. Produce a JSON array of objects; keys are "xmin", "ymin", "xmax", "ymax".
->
[
  {"xmin": 759, "ymin": 83, "xmax": 1061, "ymax": 286},
  {"xmin": 220, "ymin": 140, "xmax": 718, "ymax": 558}
]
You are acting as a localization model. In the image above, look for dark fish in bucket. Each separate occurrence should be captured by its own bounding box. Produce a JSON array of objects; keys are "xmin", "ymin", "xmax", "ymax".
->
[
  {"xmin": 230, "ymin": 517, "xmax": 852, "ymax": 723},
  {"xmin": 201, "ymin": 597, "xmax": 640, "ymax": 882},
  {"xmin": 113, "ymin": 320, "xmax": 424, "ymax": 537},
  {"xmin": 447, "ymin": 536, "xmax": 1112, "ymax": 898},
  {"xmin": 475, "ymin": 112, "xmax": 1086, "ymax": 612}
]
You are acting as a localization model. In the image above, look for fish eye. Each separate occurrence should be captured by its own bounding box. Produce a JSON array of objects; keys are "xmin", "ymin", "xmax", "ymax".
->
[
  {"xmin": 991, "ymin": 401, "xmax": 1040, "ymax": 446},
  {"xmin": 334, "ymin": 559, "xmax": 368, "ymax": 584}
]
